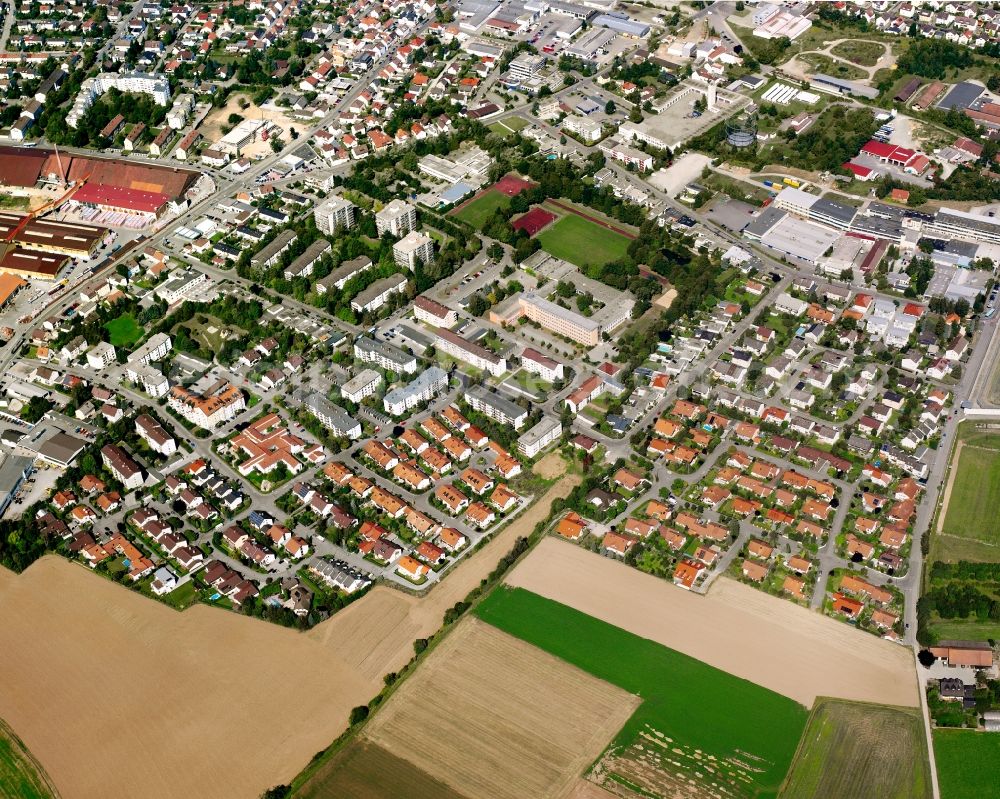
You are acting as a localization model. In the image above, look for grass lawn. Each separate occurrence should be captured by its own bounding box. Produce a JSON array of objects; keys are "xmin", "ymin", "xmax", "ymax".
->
[
  {"xmin": 797, "ymin": 52, "xmax": 867, "ymax": 82},
  {"xmin": 929, "ymin": 616, "xmax": 1000, "ymax": 642},
  {"xmin": 476, "ymin": 587, "xmax": 808, "ymax": 799},
  {"xmin": 503, "ymin": 369, "xmax": 552, "ymax": 400},
  {"xmin": 160, "ymin": 580, "xmax": 200, "ymax": 610},
  {"xmin": 105, "ymin": 313, "xmax": 144, "ymax": 348},
  {"xmin": 0, "ymin": 719, "xmax": 58, "ymax": 799},
  {"xmin": 777, "ymin": 698, "xmax": 930, "ymax": 799},
  {"xmin": 451, "ymin": 189, "xmax": 510, "ymax": 229},
  {"xmin": 536, "ymin": 213, "xmax": 631, "ymax": 270},
  {"xmin": 939, "ymin": 442, "xmax": 1000, "ymax": 557},
  {"xmin": 933, "ymin": 728, "xmax": 1000, "ymax": 799},
  {"xmin": 830, "ymin": 39, "xmax": 886, "ymax": 67}
]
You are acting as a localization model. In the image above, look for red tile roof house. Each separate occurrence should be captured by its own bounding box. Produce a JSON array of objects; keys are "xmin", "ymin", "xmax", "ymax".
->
[{"xmin": 603, "ymin": 531, "xmax": 639, "ymax": 557}]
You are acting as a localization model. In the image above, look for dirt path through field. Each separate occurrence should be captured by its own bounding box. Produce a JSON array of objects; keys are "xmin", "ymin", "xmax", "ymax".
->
[
  {"xmin": 507, "ymin": 537, "xmax": 918, "ymax": 708},
  {"xmin": 308, "ymin": 473, "xmax": 581, "ymax": 681}
]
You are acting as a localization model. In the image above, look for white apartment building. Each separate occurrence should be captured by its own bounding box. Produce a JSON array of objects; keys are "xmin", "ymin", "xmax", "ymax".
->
[
  {"xmin": 350, "ymin": 273, "xmax": 408, "ymax": 314},
  {"xmin": 101, "ymin": 444, "xmax": 144, "ymax": 490},
  {"xmin": 414, "ymin": 294, "xmax": 458, "ymax": 328},
  {"xmin": 167, "ymin": 381, "xmax": 245, "ymax": 430},
  {"xmin": 304, "ymin": 392, "xmax": 362, "ymax": 439},
  {"xmin": 520, "ymin": 347, "xmax": 564, "ymax": 382},
  {"xmin": 517, "ymin": 415, "xmax": 561, "ymax": 458},
  {"xmin": 383, "ymin": 367, "xmax": 449, "ymax": 416},
  {"xmin": 375, "ymin": 199, "xmax": 417, "ymax": 237},
  {"xmin": 341, "ymin": 368, "xmax": 383, "ymax": 403},
  {"xmin": 393, "ymin": 231, "xmax": 434, "ymax": 269},
  {"xmin": 124, "ymin": 363, "xmax": 169, "ymax": 398},
  {"xmin": 437, "ymin": 329, "xmax": 507, "ymax": 376},
  {"xmin": 465, "ymin": 385, "xmax": 527, "ymax": 429},
  {"xmin": 135, "ymin": 414, "xmax": 176, "ymax": 456},
  {"xmin": 87, "ymin": 341, "xmax": 117, "ymax": 369},
  {"xmin": 68, "ymin": 72, "xmax": 170, "ymax": 128},
  {"xmin": 127, "ymin": 332, "xmax": 171, "ymax": 365},
  {"xmin": 314, "ymin": 196, "xmax": 358, "ymax": 234},
  {"xmin": 354, "ymin": 337, "xmax": 419, "ymax": 374}
]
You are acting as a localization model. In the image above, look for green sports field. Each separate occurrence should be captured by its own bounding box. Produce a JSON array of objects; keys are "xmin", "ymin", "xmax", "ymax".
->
[
  {"xmin": 105, "ymin": 313, "xmax": 143, "ymax": 348},
  {"xmin": 476, "ymin": 587, "xmax": 808, "ymax": 799},
  {"xmin": 939, "ymin": 428, "xmax": 1000, "ymax": 562},
  {"xmin": 777, "ymin": 699, "xmax": 930, "ymax": 799},
  {"xmin": 0, "ymin": 719, "xmax": 59, "ymax": 799},
  {"xmin": 536, "ymin": 213, "xmax": 631, "ymax": 269},
  {"xmin": 934, "ymin": 728, "xmax": 1000, "ymax": 799},
  {"xmin": 451, "ymin": 189, "xmax": 510, "ymax": 229}
]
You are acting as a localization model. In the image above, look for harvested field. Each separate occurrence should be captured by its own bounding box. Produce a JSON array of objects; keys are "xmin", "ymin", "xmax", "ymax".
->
[
  {"xmin": 778, "ymin": 699, "xmax": 930, "ymax": 799},
  {"xmin": 507, "ymin": 538, "xmax": 918, "ymax": 708},
  {"xmin": 0, "ymin": 558, "xmax": 378, "ymax": 799},
  {"xmin": 363, "ymin": 618, "xmax": 640, "ymax": 799},
  {"xmin": 0, "ymin": 475, "xmax": 580, "ymax": 799},
  {"xmin": 296, "ymin": 740, "xmax": 468, "ymax": 799},
  {"xmin": 307, "ymin": 473, "xmax": 580, "ymax": 683}
]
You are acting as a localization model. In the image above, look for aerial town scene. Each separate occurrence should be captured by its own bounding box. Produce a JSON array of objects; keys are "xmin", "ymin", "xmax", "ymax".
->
[{"xmin": 0, "ymin": 0, "xmax": 1000, "ymax": 797}]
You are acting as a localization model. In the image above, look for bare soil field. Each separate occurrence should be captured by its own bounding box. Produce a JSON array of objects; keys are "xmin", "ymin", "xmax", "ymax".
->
[
  {"xmin": 199, "ymin": 92, "xmax": 304, "ymax": 157},
  {"xmin": 507, "ymin": 538, "xmax": 917, "ymax": 708},
  {"xmin": 0, "ymin": 475, "xmax": 580, "ymax": 799},
  {"xmin": 363, "ymin": 618, "xmax": 640, "ymax": 799},
  {"xmin": 307, "ymin": 473, "xmax": 580, "ymax": 682},
  {"xmin": 534, "ymin": 451, "xmax": 568, "ymax": 479},
  {"xmin": 0, "ymin": 558, "xmax": 379, "ymax": 799}
]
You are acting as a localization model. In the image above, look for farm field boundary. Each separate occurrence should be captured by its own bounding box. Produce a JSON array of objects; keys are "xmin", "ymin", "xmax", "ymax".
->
[
  {"xmin": 506, "ymin": 537, "xmax": 918, "ymax": 708},
  {"xmin": 476, "ymin": 586, "xmax": 807, "ymax": 799}
]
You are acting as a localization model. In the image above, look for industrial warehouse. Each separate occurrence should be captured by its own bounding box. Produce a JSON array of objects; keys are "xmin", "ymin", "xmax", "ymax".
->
[{"xmin": 0, "ymin": 145, "xmax": 200, "ymax": 278}]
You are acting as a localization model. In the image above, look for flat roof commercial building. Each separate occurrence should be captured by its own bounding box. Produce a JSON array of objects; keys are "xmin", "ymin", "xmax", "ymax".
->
[
  {"xmin": 491, "ymin": 291, "xmax": 631, "ymax": 346},
  {"xmin": 759, "ymin": 215, "xmax": 841, "ymax": 265},
  {"xmin": 927, "ymin": 208, "xmax": 1000, "ymax": 245},
  {"xmin": 0, "ymin": 248, "xmax": 68, "ymax": 280},
  {"xmin": 0, "ymin": 214, "xmax": 106, "ymax": 259}
]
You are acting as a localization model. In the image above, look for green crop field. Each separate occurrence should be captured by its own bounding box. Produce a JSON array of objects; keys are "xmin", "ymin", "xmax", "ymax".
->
[
  {"xmin": 476, "ymin": 587, "xmax": 807, "ymax": 799},
  {"xmin": 0, "ymin": 719, "xmax": 59, "ymax": 799},
  {"xmin": 536, "ymin": 214, "xmax": 631, "ymax": 269},
  {"xmin": 105, "ymin": 314, "xmax": 144, "ymax": 348},
  {"xmin": 297, "ymin": 740, "xmax": 467, "ymax": 799},
  {"xmin": 934, "ymin": 728, "xmax": 1000, "ymax": 799},
  {"xmin": 451, "ymin": 189, "xmax": 510, "ymax": 229},
  {"xmin": 777, "ymin": 699, "xmax": 930, "ymax": 799}
]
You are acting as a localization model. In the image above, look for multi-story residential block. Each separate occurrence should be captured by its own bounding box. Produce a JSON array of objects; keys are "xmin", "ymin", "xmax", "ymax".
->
[
  {"xmin": 413, "ymin": 294, "xmax": 457, "ymax": 328},
  {"xmin": 314, "ymin": 196, "xmax": 358, "ymax": 234},
  {"xmin": 101, "ymin": 444, "xmax": 144, "ymax": 490},
  {"xmin": 383, "ymin": 367, "xmax": 449, "ymax": 416},
  {"xmin": 135, "ymin": 414, "xmax": 176, "ymax": 456},
  {"xmin": 436, "ymin": 329, "xmax": 507, "ymax": 376},
  {"xmin": 517, "ymin": 415, "xmax": 561, "ymax": 458},
  {"xmin": 465, "ymin": 385, "xmax": 527, "ymax": 429},
  {"xmin": 520, "ymin": 347, "xmax": 564, "ymax": 382},
  {"xmin": 124, "ymin": 363, "xmax": 169, "ymax": 398},
  {"xmin": 87, "ymin": 341, "xmax": 117, "ymax": 369},
  {"xmin": 302, "ymin": 392, "xmax": 362, "ymax": 439},
  {"xmin": 341, "ymin": 369, "xmax": 383, "ymax": 403},
  {"xmin": 127, "ymin": 332, "xmax": 171, "ymax": 365},
  {"xmin": 393, "ymin": 231, "xmax": 434, "ymax": 269},
  {"xmin": 354, "ymin": 337, "xmax": 418, "ymax": 374},
  {"xmin": 350, "ymin": 273, "xmax": 408, "ymax": 314},
  {"xmin": 375, "ymin": 199, "xmax": 417, "ymax": 237},
  {"xmin": 167, "ymin": 380, "xmax": 246, "ymax": 429},
  {"xmin": 250, "ymin": 230, "xmax": 297, "ymax": 272}
]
